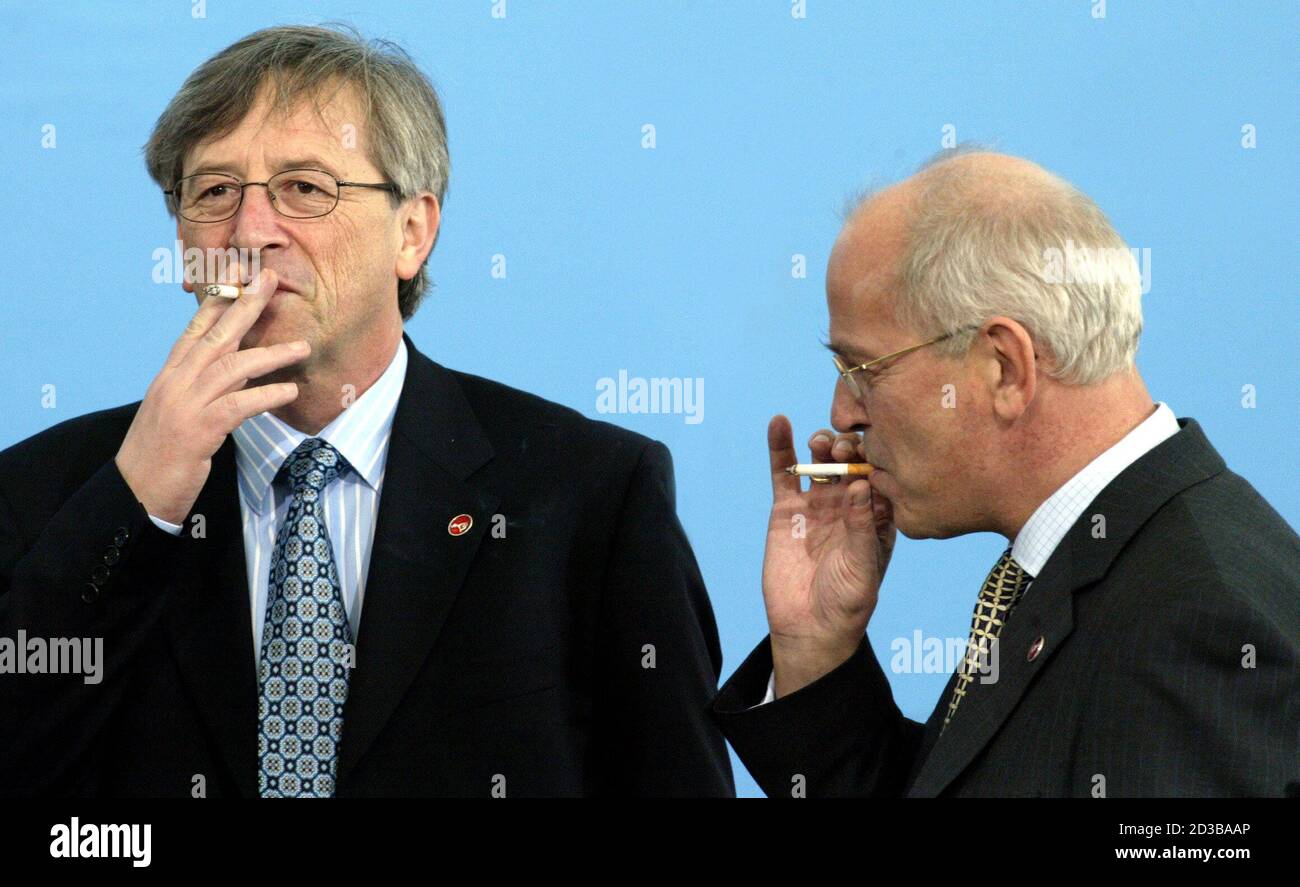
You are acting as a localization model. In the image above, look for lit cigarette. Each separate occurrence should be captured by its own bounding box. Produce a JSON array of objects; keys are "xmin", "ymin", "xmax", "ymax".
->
[
  {"xmin": 785, "ymin": 463, "xmax": 875, "ymax": 478},
  {"xmin": 200, "ymin": 283, "xmax": 242, "ymax": 300}
]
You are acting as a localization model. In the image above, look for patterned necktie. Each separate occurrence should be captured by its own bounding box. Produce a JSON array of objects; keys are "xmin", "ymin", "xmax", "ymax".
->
[
  {"xmin": 941, "ymin": 547, "xmax": 1033, "ymax": 735},
  {"xmin": 258, "ymin": 437, "xmax": 353, "ymax": 798}
]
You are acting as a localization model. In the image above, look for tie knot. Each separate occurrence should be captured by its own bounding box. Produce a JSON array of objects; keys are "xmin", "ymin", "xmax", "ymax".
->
[
  {"xmin": 984, "ymin": 547, "xmax": 1033, "ymax": 601},
  {"xmin": 280, "ymin": 438, "xmax": 350, "ymax": 496}
]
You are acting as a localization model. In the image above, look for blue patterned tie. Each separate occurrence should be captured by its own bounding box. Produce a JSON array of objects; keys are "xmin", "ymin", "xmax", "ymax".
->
[{"xmin": 258, "ymin": 437, "xmax": 353, "ymax": 798}]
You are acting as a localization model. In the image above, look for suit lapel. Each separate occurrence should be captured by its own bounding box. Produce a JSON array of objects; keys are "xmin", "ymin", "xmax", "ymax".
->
[
  {"xmin": 906, "ymin": 549, "xmax": 1077, "ymax": 796},
  {"xmin": 336, "ymin": 334, "xmax": 499, "ymax": 785},
  {"xmin": 906, "ymin": 418, "xmax": 1226, "ymax": 796},
  {"xmin": 163, "ymin": 434, "xmax": 259, "ymax": 796}
]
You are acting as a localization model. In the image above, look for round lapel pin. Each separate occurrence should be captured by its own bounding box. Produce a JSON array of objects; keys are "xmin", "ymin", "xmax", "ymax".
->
[{"xmin": 447, "ymin": 513, "xmax": 473, "ymax": 536}]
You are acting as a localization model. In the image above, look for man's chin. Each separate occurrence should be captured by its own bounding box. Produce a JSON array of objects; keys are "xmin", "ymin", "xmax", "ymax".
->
[
  {"xmin": 898, "ymin": 520, "xmax": 973, "ymax": 541},
  {"xmin": 891, "ymin": 507, "xmax": 953, "ymax": 541},
  {"xmin": 894, "ymin": 520, "xmax": 941, "ymax": 541},
  {"xmin": 241, "ymin": 319, "xmax": 306, "ymax": 353},
  {"xmin": 254, "ymin": 364, "xmax": 306, "ymax": 388},
  {"xmin": 244, "ymin": 299, "xmax": 304, "ymax": 339}
]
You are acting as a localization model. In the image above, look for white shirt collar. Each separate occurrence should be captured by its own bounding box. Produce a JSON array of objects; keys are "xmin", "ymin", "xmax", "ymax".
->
[
  {"xmin": 1011, "ymin": 401, "xmax": 1180, "ymax": 577},
  {"xmin": 232, "ymin": 337, "xmax": 408, "ymax": 514}
]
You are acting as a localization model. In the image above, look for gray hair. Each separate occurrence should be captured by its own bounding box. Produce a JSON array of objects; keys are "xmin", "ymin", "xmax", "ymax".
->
[
  {"xmin": 865, "ymin": 146, "xmax": 1144, "ymax": 385},
  {"xmin": 144, "ymin": 23, "xmax": 449, "ymax": 321}
]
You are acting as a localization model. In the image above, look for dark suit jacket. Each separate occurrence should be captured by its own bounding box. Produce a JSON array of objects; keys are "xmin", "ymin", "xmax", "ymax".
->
[
  {"xmin": 712, "ymin": 417, "xmax": 1299, "ymax": 797},
  {"xmin": 0, "ymin": 332, "xmax": 734, "ymax": 797}
]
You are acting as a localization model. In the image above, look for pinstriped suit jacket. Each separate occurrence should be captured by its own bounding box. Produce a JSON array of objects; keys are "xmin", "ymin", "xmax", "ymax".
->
[{"xmin": 712, "ymin": 417, "xmax": 1300, "ymax": 797}]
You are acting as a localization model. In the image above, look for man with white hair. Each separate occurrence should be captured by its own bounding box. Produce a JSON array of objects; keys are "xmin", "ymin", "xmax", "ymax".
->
[{"xmin": 711, "ymin": 149, "xmax": 1299, "ymax": 797}]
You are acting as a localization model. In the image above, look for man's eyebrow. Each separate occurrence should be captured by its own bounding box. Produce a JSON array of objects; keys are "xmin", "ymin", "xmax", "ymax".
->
[
  {"xmin": 184, "ymin": 161, "xmax": 239, "ymax": 177},
  {"xmin": 821, "ymin": 339, "xmax": 877, "ymax": 364},
  {"xmin": 183, "ymin": 156, "xmax": 344, "ymax": 177},
  {"xmin": 272, "ymin": 157, "xmax": 344, "ymax": 175}
]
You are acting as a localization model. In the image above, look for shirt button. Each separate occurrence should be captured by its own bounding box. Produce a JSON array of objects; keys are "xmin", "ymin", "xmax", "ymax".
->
[
  {"xmin": 81, "ymin": 583, "xmax": 101, "ymax": 604},
  {"xmin": 103, "ymin": 546, "xmax": 121, "ymax": 566},
  {"xmin": 114, "ymin": 527, "xmax": 130, "ymax": 547},
  {"xmin": 91, "ymin": 565, "xmax": 110, "ymax": 586}
]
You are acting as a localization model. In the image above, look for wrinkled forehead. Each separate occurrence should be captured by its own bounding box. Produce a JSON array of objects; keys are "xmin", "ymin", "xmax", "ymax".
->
[{"xmin": 185, "ymin": 78, "xmax": 368, "ymax": 176}]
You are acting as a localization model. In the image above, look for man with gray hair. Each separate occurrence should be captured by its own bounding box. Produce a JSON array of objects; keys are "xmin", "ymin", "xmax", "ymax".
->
[
  {"xmin": 0, "ymin": 25, "xmax": 733, "ymax": 797},
  {"xmin": 711, "ymin": 150, "xmax": 1299, "ymax": 797}
]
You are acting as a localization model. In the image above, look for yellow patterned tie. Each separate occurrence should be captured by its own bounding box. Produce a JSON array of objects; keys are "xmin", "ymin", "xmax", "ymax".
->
[{"xmin": 941, "ymin": 548, "xmax": 1033, "ymax": 734}]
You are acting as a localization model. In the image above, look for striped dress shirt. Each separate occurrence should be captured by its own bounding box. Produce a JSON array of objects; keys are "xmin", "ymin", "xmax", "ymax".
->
[{"xmin": 147, "ymin": 337, "xmax": 408, "ymax": 664}]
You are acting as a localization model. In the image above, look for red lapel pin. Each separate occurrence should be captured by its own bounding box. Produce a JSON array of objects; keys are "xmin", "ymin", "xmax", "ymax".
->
[
  {"xmin": 447, "ymin": 514, "xmax": 473, "ymax": 536},
  {"xmin": 1027, "ymin": 635, "xmax": 1045, "ymax": 662}
]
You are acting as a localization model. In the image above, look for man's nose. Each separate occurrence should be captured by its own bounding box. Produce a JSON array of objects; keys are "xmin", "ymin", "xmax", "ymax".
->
[
  {"xmin": 229, "ymin": 183, "xmax": 288, "ymax": 252},
  {"xmin": 830, "ymin": 377, "xmax": 869, "ymax": 435}
]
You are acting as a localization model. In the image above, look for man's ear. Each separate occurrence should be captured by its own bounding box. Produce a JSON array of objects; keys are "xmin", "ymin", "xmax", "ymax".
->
[
  {"xmin": 395, "ymin": 194, "xmax": 440, "ymax": 283},
  {"xmin": 980, "ymin": 316, "xmax": 1038, "ymax": 421}
]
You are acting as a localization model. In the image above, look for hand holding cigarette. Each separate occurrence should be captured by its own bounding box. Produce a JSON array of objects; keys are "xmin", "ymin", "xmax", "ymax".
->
[
  {"xmin": 760, "ymin": 415, "xmax": 896, "ymax": 699},
  {"xmin": 115, "ymin": 268, "xmax": 310, "ymax": 525}
]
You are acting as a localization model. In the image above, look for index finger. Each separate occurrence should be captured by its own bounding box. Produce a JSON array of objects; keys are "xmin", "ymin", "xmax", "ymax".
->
[
  {"xmin": 174, "ymin": 268, "xmax": 279, "ymax": 376},
  {"xmin": 768, "ymin": 414, "xmax": 801, "ymax": 502},
  {"xmin": 163, "ymin": 260, "xmax": 248, "ymax": 370},
  {"xmin": 162, "ymin": 288, "xmax": 237, "ymax": 371}
]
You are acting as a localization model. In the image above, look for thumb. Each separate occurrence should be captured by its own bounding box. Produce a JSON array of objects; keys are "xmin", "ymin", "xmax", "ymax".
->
[{"xmin": 842, "ymin": 479, "xmax": 878, "ymax": 537}]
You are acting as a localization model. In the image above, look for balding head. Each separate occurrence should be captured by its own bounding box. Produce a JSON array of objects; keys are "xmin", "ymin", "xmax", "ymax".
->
[{"xmin": 824, "ymin": 149, "xmax": 1155, "ymax": 542}]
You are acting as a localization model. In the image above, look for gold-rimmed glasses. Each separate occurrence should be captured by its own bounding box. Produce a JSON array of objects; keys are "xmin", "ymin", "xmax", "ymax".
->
[{"xmin": 831, "ymin": 325, "xmax": 980, "ymax": 398}]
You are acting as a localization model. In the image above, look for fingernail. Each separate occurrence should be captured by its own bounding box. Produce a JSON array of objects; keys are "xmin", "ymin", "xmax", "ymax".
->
[{"xmin": 810, "ymin": 433, "xmax": 831, "ymax": 445}]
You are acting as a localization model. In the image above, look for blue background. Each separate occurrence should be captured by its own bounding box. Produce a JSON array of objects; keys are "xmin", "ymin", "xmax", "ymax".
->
[{"xmin": 2, "ymin": 1, "xmax": 1296, "ymax": 798}]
